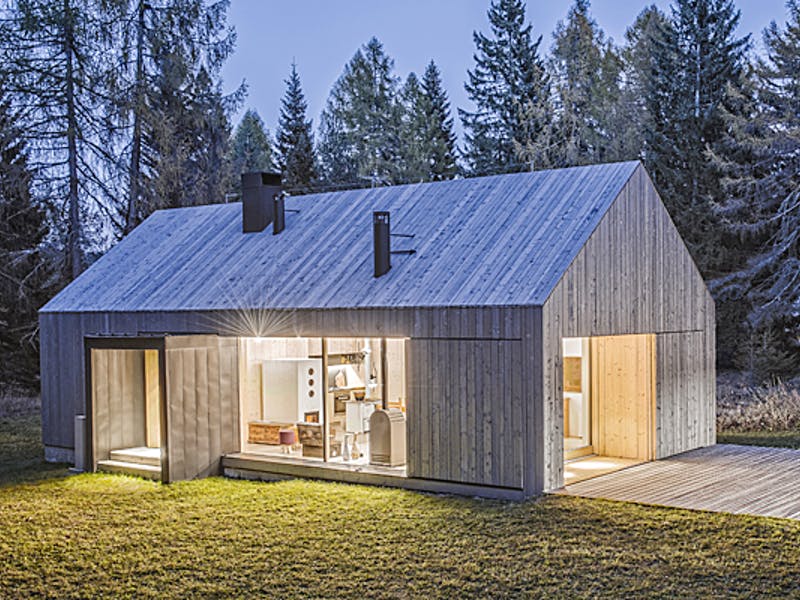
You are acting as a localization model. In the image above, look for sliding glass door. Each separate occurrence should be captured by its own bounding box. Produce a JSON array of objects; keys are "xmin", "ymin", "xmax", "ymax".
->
[{"xmin": 240, "ymin": 336, "xmax": 407, "ymax": 470}]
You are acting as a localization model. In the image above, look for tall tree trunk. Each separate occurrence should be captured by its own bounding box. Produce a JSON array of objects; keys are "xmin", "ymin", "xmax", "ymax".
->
[
  {"xmin": 64, "ymin": 0, "xmax": 81, "ymax": 279},
  {"xmin": 126, "ymin": 0, "xmax": 145, "ymax": 233}
]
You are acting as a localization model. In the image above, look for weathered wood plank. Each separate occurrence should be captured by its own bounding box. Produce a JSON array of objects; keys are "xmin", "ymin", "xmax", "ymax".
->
[
  {"xmin": 167, "ymin": 349, "xmax": 185, "ymax": 480},
  {"xmin": 541, "ymin": 165, "xmax": 715, "ymax": 490},
  {"xmin": 560, "ymin": 445, "xmax": 800, "ymax": 521},
  {"xmin": 406, "ymin": 337, "xmax": 523, "ymax": 489}
]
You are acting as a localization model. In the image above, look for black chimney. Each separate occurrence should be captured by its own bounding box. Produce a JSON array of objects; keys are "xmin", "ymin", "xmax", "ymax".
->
[
  {"xmin": 373, "ymin": 211, "xmax": 391, "ymax": 277},
  {"xmin": 241, "ymin": 172, "xmax": 281, "ymax": 233},
  {"xmin": 273, "ymin": 193, "xmax": 286, "ymax": 235}
]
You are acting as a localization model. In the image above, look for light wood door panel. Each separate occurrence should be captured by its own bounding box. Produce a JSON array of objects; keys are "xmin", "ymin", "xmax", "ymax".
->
[
  {"xmin": 590, "ymin": 334, "xmax": 655, "ymax": 460},
  {"xmin": 165, "ymin": 336, "xmax": 240, "ymax": 481},
  {"xmin": 144, "ymin": 349, "xmax": 161, "ymax": 449}
]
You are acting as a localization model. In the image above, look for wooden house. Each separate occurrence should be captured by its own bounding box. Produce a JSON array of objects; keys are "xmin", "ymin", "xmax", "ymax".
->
[{"xmin": 39, "ymin": 161, "xmax": 715, "ymax": 499}]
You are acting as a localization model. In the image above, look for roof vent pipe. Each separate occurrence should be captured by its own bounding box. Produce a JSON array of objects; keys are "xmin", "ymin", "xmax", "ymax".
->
[
  {"xmin": 373, "ymin": 211, "xmax": 391, "ymax": 277},
  {"xmin": 273, "ymin": 192, "xmax": 286, "ymax": 235},
  {"xmin": 241, "ymin": 172, "xmax": 281, "ymax": 233}
]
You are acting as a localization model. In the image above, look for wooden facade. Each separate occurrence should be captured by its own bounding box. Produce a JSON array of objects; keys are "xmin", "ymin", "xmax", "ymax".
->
[
  {"xmin": 164, "ymin": 336, "xmax": 240, "ymax": 480},
  {"xmin": 407, "ymin": 338, "xmax": 525, "ymax": 488},
  {"xmin": 540, "ymin": 166, "xmax": 715, "ymax": 490},
  {"xmin": 39, "ymin": 162, "xmax": 715, "ymax": 497},
  {"xmin": 589, "ymin": 334, "xmax": 656, "ymax": 462}
]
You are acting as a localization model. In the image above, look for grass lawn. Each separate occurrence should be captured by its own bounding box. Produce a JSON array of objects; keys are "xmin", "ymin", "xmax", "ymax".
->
[
  {"xmin": 717, "ymin": 429, "xmax": 800, "ymax": 449},
  {"xmin": 2, "ymin": 413, "xmax": 800, "ymax": 598}
]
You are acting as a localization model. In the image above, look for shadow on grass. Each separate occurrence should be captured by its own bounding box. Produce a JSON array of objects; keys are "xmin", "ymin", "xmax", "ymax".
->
[{"xmin": 0, "ymin": 410, "xmax": 70, "ymax": 486}]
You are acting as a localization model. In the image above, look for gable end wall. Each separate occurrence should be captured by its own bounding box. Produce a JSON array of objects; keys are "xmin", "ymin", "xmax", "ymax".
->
[{"xmin": 539, "ymin": 165, "xmax": 716, "ymax": 490}]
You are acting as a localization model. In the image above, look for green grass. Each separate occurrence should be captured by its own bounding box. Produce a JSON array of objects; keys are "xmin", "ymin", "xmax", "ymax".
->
[
  {"xmin": 0, "ymin": 412, "xmax": 70, "ymax": 486},
  {"xmin": 718, "ymin": 429, "xmax": 800, "ymax": 449},
  {"xmin": 2, "ymin": 413, "xmax": 800, "ymax": 598}
]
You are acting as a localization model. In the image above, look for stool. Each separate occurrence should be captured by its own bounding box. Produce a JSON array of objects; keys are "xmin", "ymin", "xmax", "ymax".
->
[{"xmin": 279, "ymin": 428, "xmax": 296, "ymax": 454}]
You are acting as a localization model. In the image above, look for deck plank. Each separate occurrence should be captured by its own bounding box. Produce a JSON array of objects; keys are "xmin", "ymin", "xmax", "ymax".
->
[{"xmin": 557, "ymin": 444, "xmax": 800, "ymax": 521}]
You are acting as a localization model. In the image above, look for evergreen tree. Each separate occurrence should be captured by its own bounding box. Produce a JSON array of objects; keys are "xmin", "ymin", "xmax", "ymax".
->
[
  {"xmin": 276, "ymin": 62, "xmax": 316, "ymax": 192},
  {"xmin": 397, "ymin": 63, "xmax": 458, "ymax": 183},
  {"xmin": 514, "ymin": 90, "xmax": 557, "ymax": 171},
  {"xmin": 616, "ymin": 5, "xmax": 671, "ymax": 163},
  {"xmin": 460, "ymin": 0, "xmax": 550, "ymax": 175},
  {"xmin": 317, "ymin": 37, "xmax": 400, "ymax": 187},
  {"xmin": 0, "ymin": 88, "xmax": 55, "ymax": 386},
  {"xmin": 711, "ymin": 0, "xmax": 800, "ymax": 375},
  {"xmin": 421, "ymin": 61, "xmax": 458, "ymax": 181},
  {"xmin": 104, "ymin": 0, "xmax": 241, "ymax": 229},
  {"xmin": 230, "ymin": 109, "xmax": 273, "ymax": 177},
  {"xmin": 548, "ymin": 0, "xmax": 624, "ymax": 166},
  {"xmin": 397, "ymin": 72, "xmax": 430, "ymax": 183},
  {"xmin": 317, "ymin": 107, "xmax": 358, "ymax": 189},
  {"xmin": 646, "ymin": 0, "xmax": 749, "ymax": 276},
  {"xmin": 0, "ymin": 0, "xmax": 114, "ymax": 278}
]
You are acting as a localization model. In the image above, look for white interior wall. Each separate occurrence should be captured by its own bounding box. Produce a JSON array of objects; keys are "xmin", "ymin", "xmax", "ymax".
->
[
  {"xmin": 238, "ymin": 336, "xmax": 408, "ymax": 449},
  {"xmin": 562, "ymin": 337, "xmax": 590, "ymax": 449}
]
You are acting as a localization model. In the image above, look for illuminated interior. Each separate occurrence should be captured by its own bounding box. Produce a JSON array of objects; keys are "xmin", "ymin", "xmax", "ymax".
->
[
  {"xmin": 563, "ymin": 334, "xmax": 656, "ymax": 486},
  {"xmin": 239, "ymin": 337, "xmax": 407, "ymax": 473},
  {"xmin": 563, "ymin": 338, "xmax": 592, "ymax": 460},
  {"xmin": 90, "ymin": 348, "xmax": 163, "ymax": 476}
]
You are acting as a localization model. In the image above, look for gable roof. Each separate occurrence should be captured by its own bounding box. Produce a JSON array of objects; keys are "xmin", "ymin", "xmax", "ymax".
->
[{"xmin": 42, "ymin": 161, "xmax": 640, "ymax": 313}]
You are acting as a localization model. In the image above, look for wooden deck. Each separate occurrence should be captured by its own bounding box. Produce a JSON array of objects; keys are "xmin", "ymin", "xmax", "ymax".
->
[{"xmin": 558, "ymin": 444, "xmax": 800, "ymax": 520}]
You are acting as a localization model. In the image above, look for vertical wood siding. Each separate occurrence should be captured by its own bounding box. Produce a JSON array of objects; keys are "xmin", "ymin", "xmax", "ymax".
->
[
  {"xmin": 655, "ymin": 331, "xmax": 715, "ymax": 457},
  {"xmin": 589, "ymin": 335, "xmax": 655, "ymax": 461},
  {"xmin": 407, "ymin": 338, "xmax": 524, "ymax": 489},
  {"xmin": 40, "ymin": 307, "xmax": 523, "ymax": 451},
  {"xmin": 541, "ymin": 165, "xmax": 715, "ymax": 491},
  {"xmin": 165, "ymin": 336, "xmax": 240, "ymax": 480}
]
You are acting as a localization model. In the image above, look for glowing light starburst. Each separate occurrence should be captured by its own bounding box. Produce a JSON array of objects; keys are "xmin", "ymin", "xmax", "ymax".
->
[{"xmin": 203, "ymin": 279, "xmax": 298, "ymax": 338}]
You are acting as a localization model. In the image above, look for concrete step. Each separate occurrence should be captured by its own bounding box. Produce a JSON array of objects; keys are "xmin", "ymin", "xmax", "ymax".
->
[
  {"xmin": 109, "ymin": 447, "xmax": 161, "ymax": 467},
  {"xmin": 97, "ymin": 459, "xmax": 161, "ymax": 481}
]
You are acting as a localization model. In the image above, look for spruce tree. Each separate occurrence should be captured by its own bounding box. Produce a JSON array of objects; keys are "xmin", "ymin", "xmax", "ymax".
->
[
  {"xmin": 397, "ymin": 72, "xmax": 430, "ymax": 183},
  {"xmin": 514, "ymin": 92, "xmax": 557, "ymax": 171},
  {"xmin": 549, "ymin": 0, "xmax": 624, "ymax": 166},
  {"xmin": 181, "ymin": 67, "xmax": 234, "ymax": 207},
  {"xmin": 421, "ymin": 61, "xmax": 458, "ymax": 181},
  {"xmin": 317, "ymin": 37, "xmax": 400, "ymax": 187},
  {"xmin": 617, "ymin": 5, "xmax": 671, "ymax": 163},
  {"xmin": 104, "ymin": 0, "xmax": 241, "ymax": 228},
  {"xmin": 0, "ymin": 0, "xmax": 113, "ymax": 278},
  {"xmin": 646, "ymin": 0, "xmax": 749, "ymax": 276},
  {"xmin": 397, "ymin": 63, "xmax": 458, "ymax": 183},
  {"xmin": 317, "ymin": 107, "xmax": 358, "ymax": 189},
  {"xmin": 711, "ymin": 0, "xmax": 800, "ymax": 375},
  {"xmin": 460, "ymin": 0, "xmax": 550, "ymax": 175},
  {"xmin": 276, "ymin": 62, "xmax": 316, "ymax": 192},
  {"xmin": 230, "ymin": 109, "xmax": 273, "ymax": 176}
]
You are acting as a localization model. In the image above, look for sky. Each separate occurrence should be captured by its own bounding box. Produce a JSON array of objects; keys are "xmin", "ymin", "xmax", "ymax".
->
[{"xmin": 221, "ymin": 0, "xmax": 790, "ymax": 140}]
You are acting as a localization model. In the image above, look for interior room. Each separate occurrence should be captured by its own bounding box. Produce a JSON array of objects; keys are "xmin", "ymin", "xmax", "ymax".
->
[
  {"xmin": 563, "ymin": 334, "xmax": 655, "ymax": 485},
  {"xmin": 563, "ymin": 338, "xmax": 592, "ymax": 460},
  {"xmin": 90, "ymin": 348, "xmax": 162, "ymax": 475},
  {"xmin": 239, "ymin": 336, "xmax": 408, "ymax": 473}
]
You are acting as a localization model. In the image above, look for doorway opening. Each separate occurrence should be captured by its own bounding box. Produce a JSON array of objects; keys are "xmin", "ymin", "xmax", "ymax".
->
[
  {"xmin": 89, "ymin": 346, "xmax": 164, "ymax": 480},
  {"xmin": 563, "ymin": 334, "xmax": 655, "ymax": 485}
]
